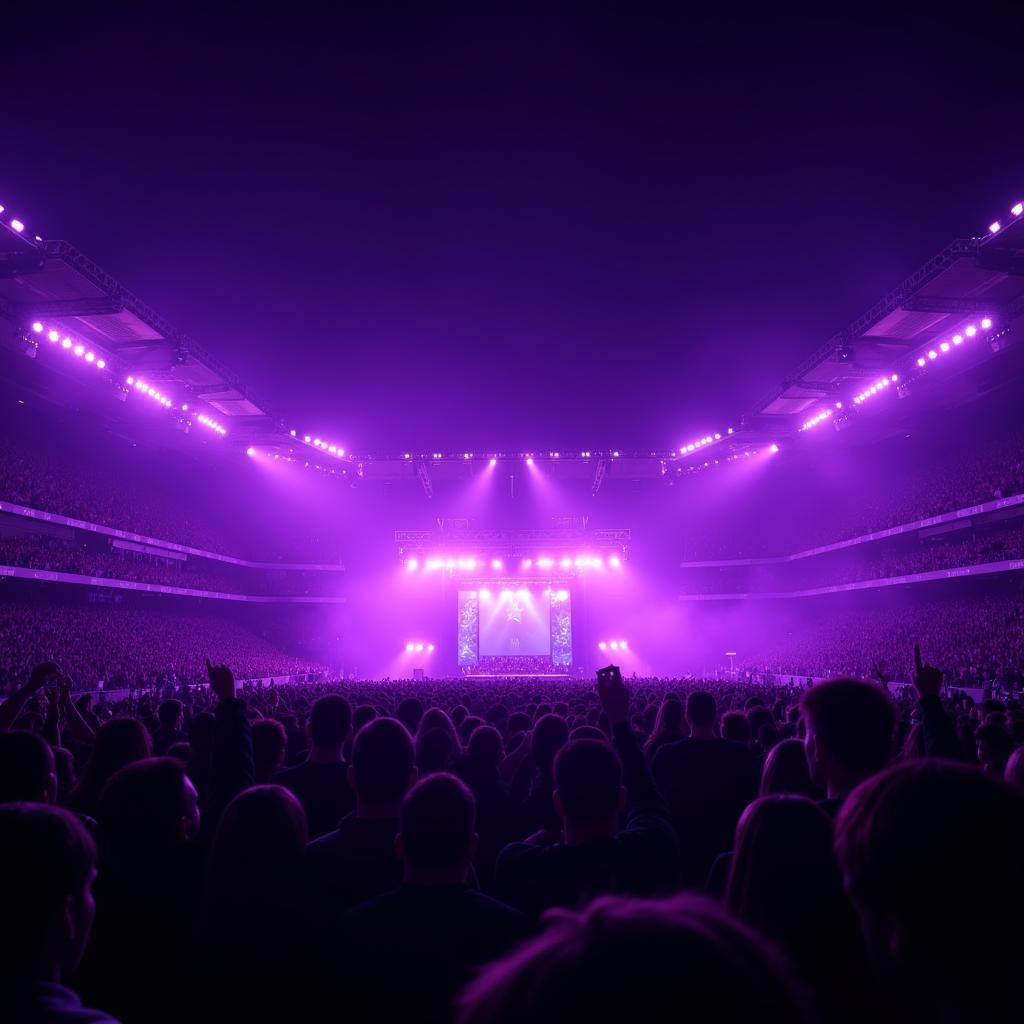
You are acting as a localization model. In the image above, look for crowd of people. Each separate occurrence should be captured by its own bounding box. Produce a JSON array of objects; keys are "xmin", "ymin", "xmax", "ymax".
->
[
  {"xmin": 740, "ymin": 595, "xmax": 1024, "ymax": 688},
  {"xmin": 2, "ymin": 655, "xmax": 1021, "ymax": 1023},
  {"xmin": 0, "ymin": 532, "xmax": 346, "ymax": 598},
  {"xmin": 681, "ymin": 522, "xmax": 1024, "ymax": 594},
  {"xmin": 0, "ymin": 602, "xmax": 326, "ymax": 692}
]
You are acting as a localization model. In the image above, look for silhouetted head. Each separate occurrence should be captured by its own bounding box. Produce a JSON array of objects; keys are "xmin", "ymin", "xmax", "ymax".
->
[
  {"xmin": 350, "ymin": 717, "xmax": 416, "ymax": 806},
  {"xmin": 98, "ymin": 757, "xmax": 200, "ymax": 869},
  {"xmin": 398, "ymin": 773, "xmax": 477, "ymax": 881},
  {"xmin": 458, "ymin": 894, "xmax": 809, "ymax": 1024},
  {"xmin": 0, "ymin": 730, "xmax": 57, "ymax": 803},
  {"xmin": 0, "ymin": 803, "xmax": 97, "ymax": 980},
  {"xmin": 309, "ymin": 695, "xmax": 351, "ymax": 749},
  {"xmin": 800, "ymin": 679, "xmax": 895, "ymax": 796},
  {"xmin": 554, "ymin": 739, "xmax": 624, "ymax": 830},
  {"xmin": 686, "ymin": 691, "xmax": 717, "ymax": 731},
  {"xmin": 836, "ymin": 760, "xmax": 1024, "ymax": 1016},
  {"xmin": 760, "ymin": 738, "xmax": 814, "ymax": 797}
]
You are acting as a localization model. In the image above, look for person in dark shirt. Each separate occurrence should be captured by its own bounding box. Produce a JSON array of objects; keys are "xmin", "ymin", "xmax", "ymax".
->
[
  {"xmin": 152, "ymin": 699, "xmax": 186, "ymax": 755},
  {"xmin": 342, "ymin": 773, "xmax": 530, "ymax": 1023},
  {"xmin": 305, "ymin": 716, "xmax": 416, "ymax": 929},
  {"xmin": 651, "ymin": 690, "xmax": 759, "ymax": 887},
  {"xmin": 274, "ymin": 694, "xmax": 354, "ymax": 838},
  {"xmin": 497, "ymin": 666, "xmax": 677, "ymax": 916},
  {"xmin": 799, "ymin": 677, "xmax": 896, "ymax": 817},
  {"xmin": 0, "ymin": 803, "xmax": 119, "ymax": 1024}
]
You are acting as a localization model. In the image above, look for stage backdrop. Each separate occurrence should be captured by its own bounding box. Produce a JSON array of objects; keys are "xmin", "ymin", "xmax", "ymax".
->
[{"xmin": 458, "ymin": 585, "xmax": 573, "ymax": 668}]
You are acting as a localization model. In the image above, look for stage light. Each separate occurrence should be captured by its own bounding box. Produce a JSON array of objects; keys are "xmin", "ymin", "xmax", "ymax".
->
[
  {"xmin": 10, "ymin": 219, "xmax": 24, "ymax": 233},
  {"xmin": 609, "ymin": 556, "xmax": 621, "ymax": 569},
  {"xmin": 97, "ymin": 359, "xmax": 106, "ymax": 369},
  {"xmin": 990, "ymin": 221, "xmax": 1001, "ymax": 234},
  {"xmin": 1012, "ymin": 203, "xmax": 1024, "ymax": 217},
  {"xmin": 560, "ymin": 557, "xmax": 572, "ymax": 568},
  {"xmin": 180, "ymin": 402, "xmax": 188, "ymax": 411},
  {"xmin": 48, "ymin": 330, "xmax": 59, "ymax": 342},
  {"xmin": 405, "ymin": 642, "xmax": 414, "ymax": 652},
  {"xmin": 31, "ymin": 321, "xmax": 43, "ymax": 334},
  {"xmin": 304, "ymin": 435, "xmax": 311, "ymax": 443},
  {"xmin": 835, "ymin": 401, "xmax": 842, "ymax": 409},
  {"xmin": 445, "ymin": 559, "xmax": 455, "ymax": 569},
  {"xmin": 917, "ymin": 357, "xmax": 926, "ymax": 367},
  {"xmin": 555, "ymin": 589, "xmax": 569, "ymax": 600},
  {"xmin": 415, "ymin": 643, "xmax": 424, "ymax": 652},
  {"xmin": 598, "ymin": 641, "xmax": 607, "ymax": 650},
  {"xmin": 928, "ymin": 350, "xmax": 938, "ymax": 360},
  {"xmin": 489, "ymin": 457, "xmax": 497, "ymax": 467},
  {"xmin": 491, "ymin": 558, "xmax": 503, "ymax": 570},
  {"xmin": 612, "ymin": 451, "xmax": 620, "ymax": 457},
  {"xmin": 890, "ymin": 374, "xmax": 898, "ymax": 382},
  {"xmin": 769, "ymin": 443, "xmax": 779, "ymax": 454},
  {"xmin": 427, "ymin": 644, "xmax": 435, "ymax": 652},
  {"xmin": 466, "ymin": 558, "xmax": 477, "ymax": 570},
  {"xmin": 61, "ymin": 337, "xmax": 72, "ymax": 349},
  {"xmin": 73, "ymin": 344, "xmax": 84, "ymax": 356},
  {"xmin": 965, "ymin": 325, "xmax": 977, "ymax": 337},
  {"xmin": 981, "ymin": 318, "xmax": 992, "ymax": 330},
  {"xmin": 525, "ymin": 456, "xmax": 534, "ymax": 466},
  {"xmin": 537, "ymin": 557, "xmax": 554, "ymax": 568},
  {"xmin": 620, "ymin": 640, "xmax": 628, "ymax": 648},
  {"xmin": 328, "ymin": 445, "xmax": 336, "ymax": 454},
  {"xmin": 940, "ymin": 342, "xmax": 950, "ymax": 352},
  {"xmin": 406, "ymin": 558, "xmax": 419, "ymax": 572},
  {"xmin": 610, "ymin": 641, "xmax": 619, "ymax": 650},
  {"xmin": 522, "ymin": 558, "xmax": 533, "ymax": 569},
  {"xmin": 85, "ymin": 351, "xmax": 95, "ymax": 363}
]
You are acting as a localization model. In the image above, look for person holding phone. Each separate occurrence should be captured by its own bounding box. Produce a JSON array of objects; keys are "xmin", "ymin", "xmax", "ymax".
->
[{"xmin": 495, "ymin": 666, "xmax": 678, "ymax": 918}]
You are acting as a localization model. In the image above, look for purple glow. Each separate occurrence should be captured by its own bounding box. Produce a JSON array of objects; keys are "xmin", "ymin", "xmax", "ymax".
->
[
  {"xmin": 1012, "ymin": 203, "xmax": 1024, "ymax": 217},
  {"xmin": 48, "ymin": 330, "xmax": 59, "ymax": 342},
  {"xmin": 405, "ymin": 642, "xmax": 414, "ymax": 652},
  {"xmin": 10, "ymin": 219, "xmax": 24, "ymax": 233},
  {"xmin": 769, "ymin": 443, "xmax": 780, "ymax": 454},
  {"xmin": 246, "ymin": 447, "xmax": 256, "ymax": 457},
  {"xmin": 609, "ymin": 555, "xmax": 622, "ymax": 569},
  {"xmin": 965, "ymin": 325, "xmax": 977, "ymax": 337},
  {"xmin": 491, "ymin": 558, "xmax": 503, "ymax": 569},
  {"xmin": 525, "ymin": 456, "xmax": 534, "ymax": 465},
  {"xmin": 917, "ymin": 357, "xmax": 926, "ymax": 366},
  {"xmin": 989, "ymin": 221, "xmax": 1001, "ymax": 234},
  {"xmin": 598, "ymin": 641, "xmax": 607, "ymax": 650},
  {"xmin": 97, "ymin": 359, "xmax": 106, "ymax": 369},
  {"xmin": 940, "ymin": 342, "xmax": 950, "ymax": 353},
  {"xmin": 928, "ymin": 350, "xmax": 938, "ymax": 360},
  {"xmin": 85, "ymin": 351, "xmax": 95, "ymax": 363},
  {"xmin": 61, "ymin": 337, "xmax": 72, "ymax": 349},
  {"xmin": 489, "ymin": 457, "xmax": 497, "ymax": 467},
  {"xmin": 31, "ymin": 321, "xmax": 43, "ymax": 333},
  {"xmin": 981, "ymin": 318, "xmax": 993, "ymax": 330}
]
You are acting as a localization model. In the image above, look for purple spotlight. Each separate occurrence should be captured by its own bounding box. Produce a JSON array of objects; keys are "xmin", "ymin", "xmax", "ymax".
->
[
  {"xmin": 609, "ymin": 555, "xmax": 622, "ymax": 569},
  {"xmin": 981, "ymin": 318, "xmax": 993, "ymax": 330},
  {"xmin": 97, "ymin": 359, "xmax": 106, "ymax": 369},
  {"xmin": 989, "ymin": 221, "xmax": 1001, "ymax": 234},
  {"xmin": 525, "ymin": 456, "xmax": 534, "ymax": 466},
  {"xmin": 415, "ymin": 643, "xmax": 424, "ymax": 652},
  {"xmin": 610, "ymin": 641, "xmax": 620, "ymax": 651},
  {"xmin": 769, "ymin": 443, "xmax": 780, "ymax": 454},
  {"xmin": 598, "ymin": 641, "xmax": 607, "ymax": 650},
  {"xmin": 940, "ymin": 342, "xmax": 950, "ymax": 353},
  {"xmin": 180, "ymin": 403, "xmax": 188, "ymax": 411},
  {"xmin": 965, "ymin": 325, "xmax": 977, "ymax": 337},
  {"xmin": 1013, "ymin": 203, "xmax": 1024, "ymax": 217},
  {"xmin": 246, "ymin": 447, "xmax": 256, "ymax": 457},
  {"xmin": 559, "ymin": 557, "xmax": 572, "ymax": 568},
  {"xmin": 491, "ymin": 558, "xmax": 503, "ymax": 570},
  {"xmin": 61, "ymin": 337, "xmax": 72, "ymax": 350},
  {"xmin": 73, "ymin": 344, "xmax": 84, "ymax": 357},
  {"xmin": 916, "ymin": 357, "xmax": 926, "ymax": 367},
  {"xmin": 427, "ymin": 644, "xmax": 435, "ymax": 652},
  {"xmin": 48, "ymin": 330, "xmax": 59, "ymax": 342},
  {"xmin": 620, "ymin": 640, "xmax": 628, "ymax": 649},
  {"xmin": 522, "ymin": 558, "xmax": 533, "ymax": 569},
  {"xmin": 537, "ymin": 557, "xmax": 554, "ymax": 568},
  {"xmin": 405, "ymin": 642, "xmax": 414, "ymax": 652},
  {"xmin": 407, "ymin": 557, "xmax": 419, "ymax": 572},
  {"xmin": 927, "ymin": 350, "xmax": 938, "ymax": 360},
  {"xmin": 890, "ymin": 374, "xmax": 898, "ymax": 382},
  {"xmin": 127, "ymin": 375, "xmax": 135, "ymax": 384},
  {"xmin": 489, "ymin": 457, "xmax": 497, "ymax": 467},
  {"xmin": 31, "ymin": 321, "xmax": 43, "ymax": 333},
  {"xmin": 84, "ymin": 351, "xmax": 95, "ymax": 363},
  {"xmin": 10, "ymin": 219, "xmax": 24, "ymax": 233}
]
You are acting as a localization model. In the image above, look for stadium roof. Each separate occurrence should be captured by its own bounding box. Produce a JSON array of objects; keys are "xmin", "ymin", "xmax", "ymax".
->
[{"xmin": 1, "ymin": 196, "xmax": 1023, "ymax": 490}]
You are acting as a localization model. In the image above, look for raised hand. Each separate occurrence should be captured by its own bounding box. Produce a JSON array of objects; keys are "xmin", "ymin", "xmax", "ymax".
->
[
  {"xmin": 597, "ymin": 665, "xmax": 630, "ymax": 726},
  {"xmin": 913, "ymin": 644, "xmax": 942, "ymax": 698},
  {"xmin": 206, "ymin": 658, "xmax": 236, "ymax": 700}
]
